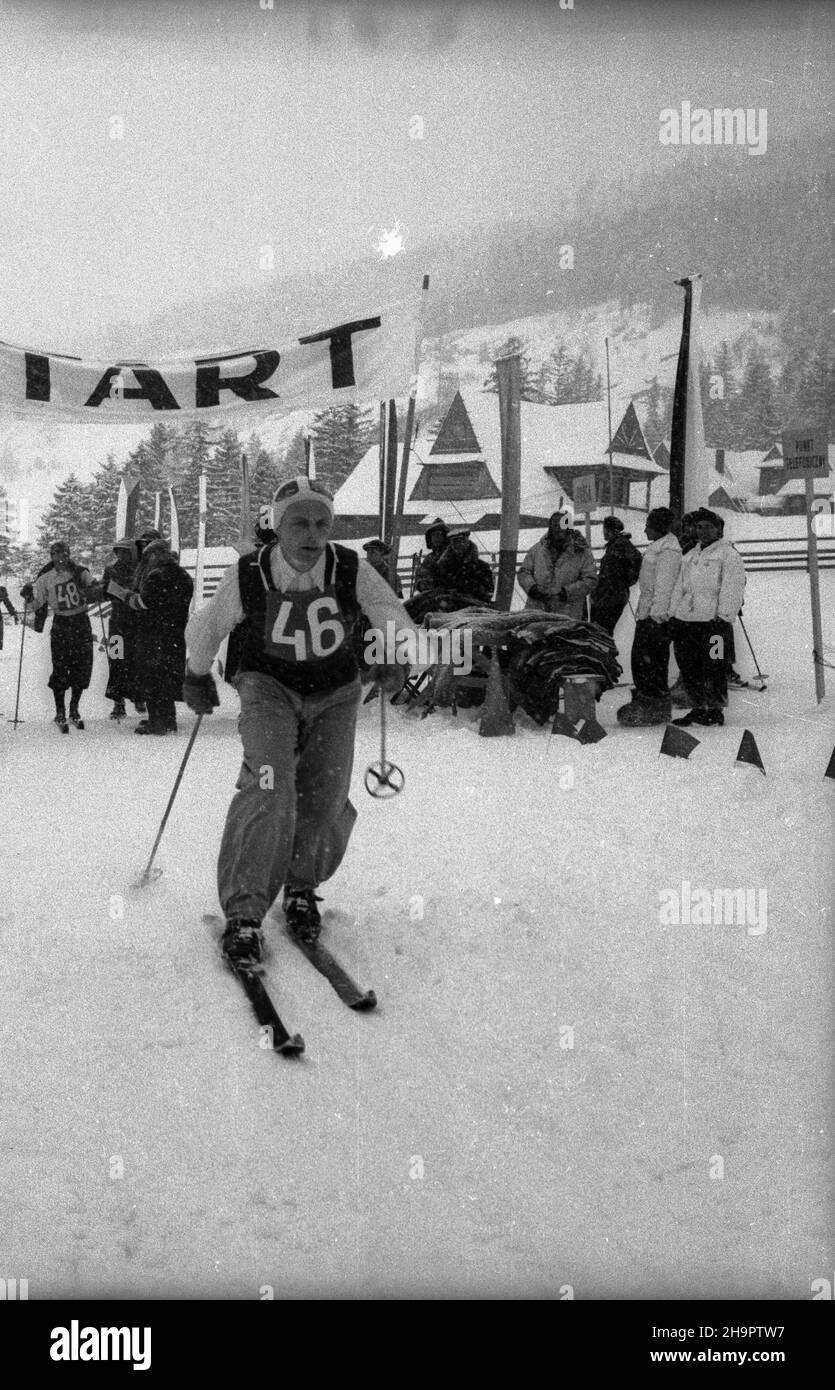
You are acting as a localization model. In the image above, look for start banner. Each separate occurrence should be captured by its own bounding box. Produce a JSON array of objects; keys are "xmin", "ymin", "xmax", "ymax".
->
[{"xmin": 0, "ymin": 295, "xmax": 421, "ymax": 422}]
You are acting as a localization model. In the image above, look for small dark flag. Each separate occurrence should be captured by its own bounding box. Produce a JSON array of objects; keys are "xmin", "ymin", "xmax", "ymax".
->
[
  {"xmin": 736, "ymin": 730, "xmax": 765, "ymax": 775},
  {"xmin": 824, "ymin": 748, "xmax": 835, "ymax": 781},
  {"xmin": 550, "ymin": 711, "xmax": 606, "ymax": 744},
  {"xmin": 660, "ymin": 723, "xmax": 699, "ymax": 759},
  {"xmin": 573, "ymin": 716, "xmax": 606, "ymax": 745}
]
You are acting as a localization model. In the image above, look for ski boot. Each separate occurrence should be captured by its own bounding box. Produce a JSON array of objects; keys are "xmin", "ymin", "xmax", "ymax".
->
[
  {"xmin": 54, "ymin": 710, "xmax": 69, "ymax": 734},
  {"xmin": 617, "ymin": 694, "xmax": 672, "ymax": 727},
  {"xmin": 69, "ymin": 702, "xmax": 85, "ymax": 730},
  {"xmin": 134, "ymin": 700, "xmax": 147, "ymax": 714},
  {"xmin": 110, "ymin": 700, "xmax": 126, "ymax": 720},
  {"xmin": 672, "ymin": 707, "xmax": 724, "ymax": 728},
  {"xmin": 283, "ymin": 888, "xmax": 323, "ymax": 947},
  {"xmin": 221, "ymin": 916, "xmax": 264, "ymax": 966}
]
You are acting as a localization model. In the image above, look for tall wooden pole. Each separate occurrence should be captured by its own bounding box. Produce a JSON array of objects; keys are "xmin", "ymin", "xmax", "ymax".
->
[
  {"xmin": 805, "ymin": 475, "xmax": 826, "ymax": 703},
  {"xmin": 193, "ymin": 470, "xmax": 207, "ymax": 612},
  {"xmin": 389, "ymin": 273, "xmax": 430, "ymax": 586},
  {"xmin": 605, "ymin": 336, "xmax": 614, "ymax": 514},
  {"xmin": 377, "ymin": 402, "xmax": 386, "ymax": 537},
  {"xmin": 383, "ymin": 400, "xmax": 398, "ymax": 545},
  {"xmin": 495, "ymin": 354, "xmax": 522, "ymax": 611}
]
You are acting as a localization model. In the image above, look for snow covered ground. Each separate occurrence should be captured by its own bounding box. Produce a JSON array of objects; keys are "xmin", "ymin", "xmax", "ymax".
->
[{"xmin": 0, "ymin": 570, "xmax": 832, "ymax": 1299}]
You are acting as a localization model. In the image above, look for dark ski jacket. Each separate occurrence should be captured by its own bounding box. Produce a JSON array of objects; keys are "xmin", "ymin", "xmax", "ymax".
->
[
  {"xmin": 593, "ymin": 533, "xmax": 643, "ymax": 605},
  {"xmin": 434, "ymin": 540, "xmax": 494, "ymax": 604},
  {"xmin": 132, "ymin": 556, "xmax": 193, "ymax": 701}
]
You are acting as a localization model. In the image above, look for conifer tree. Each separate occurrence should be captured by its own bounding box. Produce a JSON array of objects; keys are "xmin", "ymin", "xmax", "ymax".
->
[{"xmin": 309, "ymin": 403, "xmax": 376, "ymax": 493}]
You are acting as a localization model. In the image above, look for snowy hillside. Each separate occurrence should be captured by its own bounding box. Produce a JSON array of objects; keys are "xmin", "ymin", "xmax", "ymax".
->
[
  {"xmin": 0, "ymin": 569, "xmax": 832, "ymax": 1298},
  {"xmin": 420, "ymin": 301, "xmax": 782, "ymax": 406}
]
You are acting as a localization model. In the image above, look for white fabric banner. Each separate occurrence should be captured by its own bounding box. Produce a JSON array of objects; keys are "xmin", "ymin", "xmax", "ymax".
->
[{"xmin": 0, "ymin": 295, "xmax": 420, "ymax": 422}]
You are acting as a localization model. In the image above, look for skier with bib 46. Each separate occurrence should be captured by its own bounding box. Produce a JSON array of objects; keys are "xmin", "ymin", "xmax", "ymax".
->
[{"xmin": 182, "ymin": 477, "xmax": 416, "ymax": 965}]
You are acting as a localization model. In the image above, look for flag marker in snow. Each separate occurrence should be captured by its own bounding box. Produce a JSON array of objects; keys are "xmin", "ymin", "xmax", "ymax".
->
[
  {"xmin": 823, "ymin": 748, "xmax": 835, "ymax": 781},
  {"xmin": 736, "ymin": 730, "xmax": 765, "ymax": 775},
  {"xmin": 660, "ymin": 724, "xmax": 700, "ymax": 759}
]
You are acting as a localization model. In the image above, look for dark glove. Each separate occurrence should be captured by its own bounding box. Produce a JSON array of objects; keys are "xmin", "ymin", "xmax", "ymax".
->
[
  {"xmin": 20, "ymin": 583, "xmax": 34, "ymax": 602},
  {"xmin": 370, "ymin": 663, "xmax": 407, "ymax": 696},
  {"xmin": 182, "ymin": 669, "xmax": 220, "ymax": 714},
  {"xmin": 527, "ymin": 585, "xmax": 548, "ymax": 603}
]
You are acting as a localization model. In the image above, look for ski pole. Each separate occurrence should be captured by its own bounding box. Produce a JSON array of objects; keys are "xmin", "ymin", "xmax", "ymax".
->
[
  {"xmin": 738, "ymin": 615, "xmax": 768, "ymax": 685},
  {"xmin": 8, "ymin": 601, "xmax": 28, "ymax": 728},
  {"xmin": 96, "ymin": 603, "xmax": 108, "ymax": 652},
  {"xmin": 133, "ymin": 714, "xmax": 204, "ymax": 886},
  {"xmin": 364, "ymin": 681, "xmax": 404, "ymax": 798}
]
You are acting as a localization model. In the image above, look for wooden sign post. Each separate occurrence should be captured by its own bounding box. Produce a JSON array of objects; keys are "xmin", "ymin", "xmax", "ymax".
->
[
  {"xmin": 781, "ymin": 427, "xmax": 828, "ymax": 703},
  {"xmin": 572, "ymin": 472, "xmax": 598, "ymax": 546}
]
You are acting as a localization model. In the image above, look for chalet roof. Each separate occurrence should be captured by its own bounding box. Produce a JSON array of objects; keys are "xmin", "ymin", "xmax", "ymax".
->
[
  {"xmin": 335, "ymin": 388, "xmax": 668, "ymax": 520},
  {"xmin": 428, "ymin": 390, "xmax": 482, "ymax": 455}
]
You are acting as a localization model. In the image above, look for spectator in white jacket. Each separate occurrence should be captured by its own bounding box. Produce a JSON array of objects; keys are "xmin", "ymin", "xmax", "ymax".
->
[
  {"xmin": 617, "ymin": 507, "xmax": 682, "ymax": 726},
  {"xmin": 668, "ymin": 508, "xmax": 747, "ymax": 727}
]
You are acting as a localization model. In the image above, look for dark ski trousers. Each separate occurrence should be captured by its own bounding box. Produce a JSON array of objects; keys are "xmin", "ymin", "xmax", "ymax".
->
[
  {"xmin": 670, "ymin": 618, "xmax": 728, "ymax": 710},
  {"xmin": 630, "ymin": 617, "xmax": 672, "ymax": 701},
  {"xmin": 218, "ymin": 670, "xmax": 360, "ymax": 923},
  {"xmin": 590, "ymin": 594, "xmax": 628, "ymax": 636},
  {"xmin": 147, "ymin": 697, "xmax": 177, "ymax": 732},
  {"xmin": 49, "ymin": 615, "xmax": 94, "ymax": 698}
]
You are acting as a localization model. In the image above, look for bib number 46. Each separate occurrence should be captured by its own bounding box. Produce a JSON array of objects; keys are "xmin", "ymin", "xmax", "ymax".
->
[{"xmin": 269, "ymin": 596, "xmax": 345, "ymax": 660}]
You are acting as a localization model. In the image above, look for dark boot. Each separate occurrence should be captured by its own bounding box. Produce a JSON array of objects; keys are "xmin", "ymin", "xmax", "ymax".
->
[
  {"xmin": 68, "ymin": 701, "xmax": 84, "ymax": 730},
  {"xmin": 673, "ymin": 708, "xmax": 715, "ymax": 727},
  {"xmin": 221, "ymin": 917, "xmax": 263, "ymax": 965},
  {"xmin": 283, "ymin": 888, "xmax": 323, "ymax": 947},
  {"xmin": 617, "ymin": 695, "xmax": 672, "ymax": 727},
  {"xmin": 111, "ymin": 700, "xmax": 127, "ymax": 720}
]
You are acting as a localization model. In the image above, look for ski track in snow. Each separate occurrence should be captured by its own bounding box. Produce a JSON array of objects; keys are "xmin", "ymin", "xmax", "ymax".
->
[{"xmin": 0, "ymin": 571, "xmax": 832, "ymax": 1299}]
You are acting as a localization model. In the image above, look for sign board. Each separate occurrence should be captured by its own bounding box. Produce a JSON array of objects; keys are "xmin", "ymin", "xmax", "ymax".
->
[
  {"xmin": 572, "ymin": 473, "xmax": 598, "ymax": 512},
  {"xmin": 780, "ymin": 429, "xmax": 829, "ymax": 479}
]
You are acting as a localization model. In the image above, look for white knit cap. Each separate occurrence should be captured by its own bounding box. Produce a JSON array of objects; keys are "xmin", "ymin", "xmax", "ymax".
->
[{"xmin": 270, "ymin": 476, "xmax": 334, "ymax": 529}]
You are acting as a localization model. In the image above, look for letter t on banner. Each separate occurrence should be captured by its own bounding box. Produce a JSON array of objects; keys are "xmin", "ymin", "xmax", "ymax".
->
[{"xmin": 495, "ymin": 354, "xmax": 522, "ymax": 611}]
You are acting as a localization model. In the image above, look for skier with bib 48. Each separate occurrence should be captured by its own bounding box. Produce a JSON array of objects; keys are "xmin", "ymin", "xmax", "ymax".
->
[
  {"xmin": 21, "ymin": 540, "xmax": 101, "ymax": 731},
  {"xmin": 182, "ymin": 477, "xmax": 416, "ymax": 965}
]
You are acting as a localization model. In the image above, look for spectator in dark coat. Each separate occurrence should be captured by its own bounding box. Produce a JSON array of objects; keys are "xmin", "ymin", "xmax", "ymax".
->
[
  {"xmin": 102, "ymin": 538, "xmax": 145, "ymax": 718},
  {"xmin": 414, "ymin": 519, "xmax": 449, "ymax": 593},
  {"xmin": 435, "ymin": 526, "xmax": 494, "ymax": 604},
  {"xmin": 362, "ymin": 539, "xmax": 403, "ymax": 597},
  {"xmin": 129, "ymin": 539, "xmax": 194, "ymax": 734},
  {"xmin": 590, "ymin": 517, "xmax": 643, "ymax": 634}
]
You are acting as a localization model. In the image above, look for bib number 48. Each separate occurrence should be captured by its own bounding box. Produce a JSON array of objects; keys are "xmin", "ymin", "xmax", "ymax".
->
[{"xmin": 269, "ymin": 596, "xmax": 345, "ymax": 660}]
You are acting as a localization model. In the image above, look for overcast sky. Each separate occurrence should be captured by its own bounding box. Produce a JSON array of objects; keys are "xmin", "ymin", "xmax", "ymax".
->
[{"xmin": 0, "ymin": 0, "xmax": 831, "ymax": 353}]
